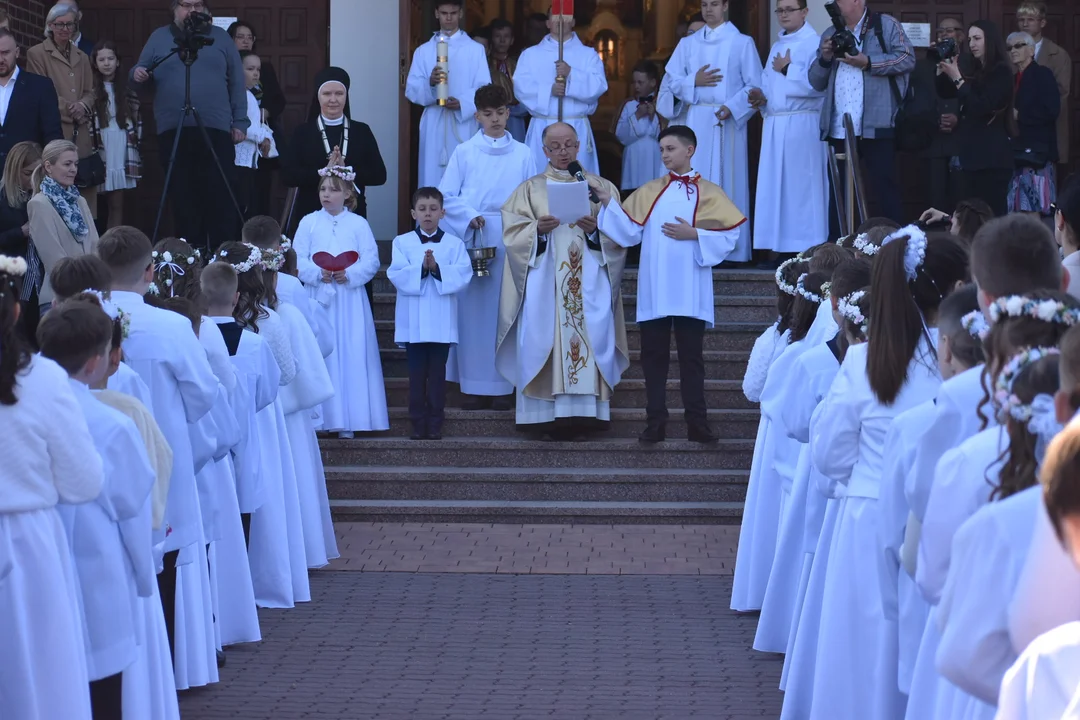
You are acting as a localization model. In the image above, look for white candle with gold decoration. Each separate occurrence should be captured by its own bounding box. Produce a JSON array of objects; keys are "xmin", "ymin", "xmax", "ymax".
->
[{"xmin": 436, "ymin": 34, "xmax": 449, "ymax": 107}]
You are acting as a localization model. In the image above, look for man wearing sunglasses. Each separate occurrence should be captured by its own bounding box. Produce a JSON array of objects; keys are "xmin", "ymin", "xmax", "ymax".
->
[{"xmin": 130, "ymin": 0, "xmax": 249, "ymax": 251}]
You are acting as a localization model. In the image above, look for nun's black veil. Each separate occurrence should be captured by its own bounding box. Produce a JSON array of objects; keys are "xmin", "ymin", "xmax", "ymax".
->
[{"xmin": 309, "ymin": 66, "xmax": 353, "ymax": 121}]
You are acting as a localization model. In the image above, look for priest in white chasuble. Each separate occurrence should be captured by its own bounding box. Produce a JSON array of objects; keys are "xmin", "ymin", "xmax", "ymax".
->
[
  {"xmin": 660, "ymin": 0, "xmax": 763, "ymax": 262},
  {"xmin": 439, "ymin": 83, "xmax": 537, "ymax": 409},
  {"xmin": 405, "ymin": 0, "xmax": 492, "ymax": 187},
  {"xmin": 751, "ymin": 0, "xmax": 828, "ymax": 256},
  {"xmin": 512, "ymin": 11, "xmax": 607, "ymax": 176},
  {"xmin": 496, "ymin": 122, "xmax": 629, "ymax": 437},
  {"xmin": 595, "ymin": 125, "xmax": 745, "ymax": 444}
]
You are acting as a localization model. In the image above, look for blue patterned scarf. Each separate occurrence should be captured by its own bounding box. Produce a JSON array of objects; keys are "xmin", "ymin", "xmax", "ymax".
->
[{"xmin": 41, "ymin": 176, "xmax": 88, "ymax": 241}]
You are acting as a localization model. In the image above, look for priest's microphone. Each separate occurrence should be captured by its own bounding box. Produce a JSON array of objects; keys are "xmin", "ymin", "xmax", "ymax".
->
[{"xmin": 567, "ymin": 161, "xmax": 600, "ymax": 204}]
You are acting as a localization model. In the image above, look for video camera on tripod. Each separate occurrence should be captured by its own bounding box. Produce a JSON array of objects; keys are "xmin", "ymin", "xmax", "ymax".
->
[{"xmin": 174, "ymin": 10, "xmax": 215, "ymax": 58}]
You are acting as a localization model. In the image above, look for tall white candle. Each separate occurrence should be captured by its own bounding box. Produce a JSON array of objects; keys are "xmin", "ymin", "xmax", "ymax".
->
[{"xmin": 436, "ymin": 36, "xmax": 449, "ymax": 106}]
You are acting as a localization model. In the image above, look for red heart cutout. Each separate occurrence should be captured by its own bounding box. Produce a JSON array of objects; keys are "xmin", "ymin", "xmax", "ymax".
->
[{"xmin": 312, "ymin": 251, "xmax": 359, "ymax": 272}]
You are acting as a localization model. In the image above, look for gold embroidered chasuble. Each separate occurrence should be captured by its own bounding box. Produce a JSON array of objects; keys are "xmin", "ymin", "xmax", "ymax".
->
[{"xmin": 497, "ymin": 165, "xmax": 629, "ymax": 406}]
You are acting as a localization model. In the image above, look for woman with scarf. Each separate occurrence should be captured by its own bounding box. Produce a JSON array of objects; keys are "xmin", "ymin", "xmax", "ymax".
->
[
  {"xmin": 26, "ymin": 139, "xmax": 97, "ymax": 314},
  {"xmin": 282, "ymin": 66, "xmax": 386, "ymax": 230}
]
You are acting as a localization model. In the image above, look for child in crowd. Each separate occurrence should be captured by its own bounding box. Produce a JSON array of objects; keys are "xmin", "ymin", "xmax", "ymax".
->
[
  {"xmin": 243, "ymin": 216, "xmax": 321, "ymax": 336},
  {"xmin": 388, "ymin": 187, "xmax": 473, "ymax": 440},
  {"xmin": 0, "ymin": 254, "xmax": 103, "ymax": 720},
  {"xmin": 293, "ymin": 165, "xmax": 386, "ymax": 437},
  {"xmin": 90, "ymin": 41, "xmax": 141, "ymax": 229},
  {"xmin": 235, "ymin": 51, "xmax": 276, "ymax": 220},
  {"xmin": 438, "ymin": 83, "xmax": 535, "ymax": 410},
  {"xmin": 613, "ymin": 60, "xmax": 664, "ymax": 196},
  {"xmin": 38, "ymin": 297, "xmax": 156, "ymax": 719}
]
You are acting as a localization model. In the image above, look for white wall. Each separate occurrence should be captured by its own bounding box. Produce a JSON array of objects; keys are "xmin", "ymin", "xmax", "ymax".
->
[
  {"xmin": 769, "ymin": 3, "xmax": 830, "ymax": 45},
  {"xmin": 330, "ymin": 0, "xmax": 400, "ymax": 240}
]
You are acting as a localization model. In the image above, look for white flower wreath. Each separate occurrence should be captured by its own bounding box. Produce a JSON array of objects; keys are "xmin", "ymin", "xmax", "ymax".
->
[{"xmin": 881, "ymin": 224, "xmax": 928, "ymax": 281}]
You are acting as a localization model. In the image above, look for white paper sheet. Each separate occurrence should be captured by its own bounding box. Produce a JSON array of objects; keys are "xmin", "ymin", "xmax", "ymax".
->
[
  {"xmin": 902, "ymin": 23, "xmax": 932, "ymax": 48},
  {"xmin": 546, "ymin": 180, "xmax": 591, "ymax": 226}
]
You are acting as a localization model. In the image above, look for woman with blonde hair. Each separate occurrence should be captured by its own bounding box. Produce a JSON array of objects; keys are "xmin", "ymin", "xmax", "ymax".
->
[
  {"xmin": 27, "ymin": 138, "xmax": 97, "ymax": 313},
  {"xmin": 27, "ymin": 2, "xmax": 98, "ymax": 215},
  {"xmin": 0, "ymin": 141, "xmax": 43, "ymax": 340}
]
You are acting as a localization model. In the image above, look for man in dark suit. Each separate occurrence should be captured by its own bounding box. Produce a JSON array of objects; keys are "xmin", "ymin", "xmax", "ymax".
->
[
  {"xmin": 0, "ymin": 29, "xmax": 63, "ymax": 170},
  {"xmin": 69, "ymin": 1, "xmax": 94, "ymax": 56}
]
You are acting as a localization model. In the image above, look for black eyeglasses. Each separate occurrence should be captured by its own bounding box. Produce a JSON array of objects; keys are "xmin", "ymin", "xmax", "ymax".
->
[{"xmin": 1009, "ymin": 43, "xmax": 1030, "ymax": 51}]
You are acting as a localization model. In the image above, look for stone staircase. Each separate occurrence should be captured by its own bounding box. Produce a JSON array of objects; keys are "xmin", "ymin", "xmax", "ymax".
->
[{"xmin": 320, "ymin": 268, "xmax": 777, "ymax": 524}]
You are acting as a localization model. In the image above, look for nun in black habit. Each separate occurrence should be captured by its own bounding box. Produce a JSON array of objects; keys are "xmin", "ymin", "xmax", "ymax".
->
[{"xmin": 282, "ymin": 67, "xmax": 387, "ymax": 232}]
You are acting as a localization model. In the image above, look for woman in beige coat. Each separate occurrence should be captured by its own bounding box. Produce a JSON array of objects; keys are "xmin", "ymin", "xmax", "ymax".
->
[
  {"xmin": 27, "ymin": 139, "xmax": 97, "ymax": 311},
  {"xmin": 27, "ymin": 3, "xmax": 97, "ymax": 215}
]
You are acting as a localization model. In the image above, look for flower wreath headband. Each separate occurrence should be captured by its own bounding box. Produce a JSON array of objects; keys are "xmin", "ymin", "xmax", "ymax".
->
[
  {"xmin": 0, "ymin": 254, "xmax": 27, "ymax": 300},
  {"xmin": 988, "ymin": 296, "xmax": 1080, "ymax": 327},
  {"xmin": 993, "ymin": 346, "xmax": 1063, "ymax": 463},
  {"xmin": 960, "ymin": 310, "xmax": 990, "ymax": 341},
  {"xmin": 852, "ymin": 232, "xmax": 880, "ymax": 256},
  {"xmin": 80, "ymin": 289, "xmax": 131, "ymax": 340},
  {"xmin": 261, "ymin": 235, "xmax": 294, "ymax": 272},
  {"xmin": 152, "ymin": 244, "xmax": 201, "ymax": 297},
  {"xmin": 795, "ymin": 273, "xmax": 826, "ymax": 304},
  {"xmin": 318, "ymin": 165, "xmax": 357, "ymax": 183},
  {"xmin": 838, "ymin": 290, "xmax": 868, "ymax": 335},
  {"xmin": 219, "ymin": 243, "xmax": 265, "ymax": 274},
  {"xmin": 775, "ymin": 256, "xmax": 803, "ymax": 297},
  {"xmin": 881, "ymin": 224, "xmax": 929, "ymax": 282}
]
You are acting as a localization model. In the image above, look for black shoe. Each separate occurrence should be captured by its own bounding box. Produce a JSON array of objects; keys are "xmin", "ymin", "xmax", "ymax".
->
[
  {"xmin": 639, "ymin": 423, "xmax": 666, "ymax": 444},
  {"xmin": 491, "ymin": 394, "xmax": 514, "ymax": 411},
  {"xmin": 427, "ymin": 420, "xmax": 443, "ymax": 440},
  {"xmin": 410, "ymin": 422, "xmax": 426, "ymax": 440},
  {"xmin": 216, "ymin": 649, "xmax": 226, "ymax": 668},
  {"xmin": 687, "ymin": 424, "xmax": 719, "ymax": 444}
]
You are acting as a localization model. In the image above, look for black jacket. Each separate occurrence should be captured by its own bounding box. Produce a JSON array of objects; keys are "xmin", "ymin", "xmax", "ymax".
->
[
  {"xmin": 0, "ymin": 187, "xmax": 30, "ymax": 260},
  {"xmin": 1013, "ymin": 61, "xmax": 1060, "ymax": 164},
  {"xmin": 0, "ymin": 70, "xmax": 63, "ymax": 171},
  {"xmin": 946, "ymin": 61, "xmax": 1014, "ymax": 171}
]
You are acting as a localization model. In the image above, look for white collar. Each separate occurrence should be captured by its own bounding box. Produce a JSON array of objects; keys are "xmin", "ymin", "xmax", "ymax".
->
[
  {"xmin": 67, "ymin": 377, "xmax": 92, "ymax": 396},
  {"xmin": 417, "ymin": 226, "xmax": 439, "ymax": 238},
  {"xmin": 0, "ymin": 65, "xmax": 19, "ymax": 88},
  {"xmin": 320, "ymin": 114, "xmax": 345, "ymax": 126},
  {"xmin": 110, "ymin": 289, "xmax": 146, "ymax": 305},
  {"xmin": 209, "ymin": 315, "xmax": 236, "ymax": 323},
  {"xmin": 321, "ymin": 206, "xmax": 348, "ymax": 219}
]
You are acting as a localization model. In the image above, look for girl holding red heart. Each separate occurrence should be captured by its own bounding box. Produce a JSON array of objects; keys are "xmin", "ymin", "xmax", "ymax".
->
[{"xmin": 292, "ymin": 168, "xmax": 388, "ymax": 437}]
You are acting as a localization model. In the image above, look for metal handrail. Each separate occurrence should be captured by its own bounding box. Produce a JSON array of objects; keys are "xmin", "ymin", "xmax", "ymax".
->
[
  {"xmin": 843, "ymin": 114, "xmax": 870, "ymax": 227},
  {"xmin": 828, "ymin": 114, "xmax": 870, "ymax": 237}
]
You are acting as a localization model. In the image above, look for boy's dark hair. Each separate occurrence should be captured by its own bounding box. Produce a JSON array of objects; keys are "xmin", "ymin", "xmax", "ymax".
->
[
  {"xmin": 1056, "ymin": 174, "xmax": 1080, "ymax": 246},
  {"xmin": 49, "ymin": 255, "xmax": 113, "ymax": 301},
  {"xmin": 632, "ymin": 59, "xmax": 659, "ymax": 83},
  {"xmin": 970, "ymin": 214, "xmax": 1062, "ymax": 298},
  {"xmin": 412, "ymin": 187, "xmax": 444, "ymax": 208},
  {"xmin": 242, "ymin": 215, "xmax": 283, "ymax": 250},
  {"xmin": 37, "ymin": 296, "xmax": 114, "ymax": 375},
  {"xmin": 474, "ymin": 83, "xmax": 510, "ymax": 111},
  {"xmin": 1043, "ymin": 422, "xmax": 1080, "ymax": 545},
  {"xmin": 951, "ymin": 198, "xmax": 994, "ymax": 244},
  {"xmin": 808, "ymin": 243, "xmax": 852, "ymax": 276},
  {"xmin": 829, "ymin": 258, "xmax": 872, "ymax": 300},
  {"xmin": 201, "ymin": 262, "xmax": 239, "ymax": 309},
  {"xmin": 97, "ymin": 226, "xmax": 153, "ymax": 286},
  {"xmin": 937, "ymin": 284, "xmax": 985, "ymax": 369},
  {"xmin": 489, "ymin": 18, "xmax": 513, "ymax": 34},
  {"xmin": 239, "ymin": 49, "xmax": 258, "ymax": 61},
  {"xmin": 856, "ymin": 216, "xmax": 901, "ymax": 234},
  {"xmin": 658, "ymin": 124, "xmax": 697, "ymax": 147}
]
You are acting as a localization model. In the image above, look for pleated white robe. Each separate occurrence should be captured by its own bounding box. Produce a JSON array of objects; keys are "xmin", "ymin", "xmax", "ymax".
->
[
  {"xmin": 513, "ymin": 33, "xmax": 607, "ymax": 175},
  {"xmin": 808, "ymin": 338, "xmax": 941, "ymax": 720},
  {"xmin": 295, "ymin": 208, "xmax": 388, "ymax": 432},
  {"xmin": 935, "ymin": 486, "xmax": 1041, "ymax": 720},
  {"xmin": 0, "ymin": 356, "xmax": 103, "ymax": 720},
  {"xmin": 752, "ymin": 22, "xmax": 828, "ymax": 253},
  {"xmin": 439, "ymin": 130, "xmax": 536, "ymax": 396},
  {"xmin": 660, "ymin": 22, "xmax": 763, "ymax": 261},
  {"xmin": 404, "ymin": 29, "xmax": 491, "ymax": 187}
]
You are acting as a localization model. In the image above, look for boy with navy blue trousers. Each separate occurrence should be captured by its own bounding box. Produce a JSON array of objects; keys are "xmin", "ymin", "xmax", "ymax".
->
[{"xmin": 387, "ymin": 188, "xmax": 473, "ymax": 440}]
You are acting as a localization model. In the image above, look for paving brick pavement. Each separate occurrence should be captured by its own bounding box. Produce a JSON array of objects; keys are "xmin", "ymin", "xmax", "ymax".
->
[
  {"xmin": 179, "ymin": 571, "xmax": 783, "ymax": 720},
  {"xmin": 329, "ymin": 522, "xmax": 742, "ymax": 575}
]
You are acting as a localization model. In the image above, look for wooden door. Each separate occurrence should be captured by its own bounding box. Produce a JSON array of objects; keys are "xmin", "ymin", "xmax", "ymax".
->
[{"xmin": 79, "ymin": 1, "xmax": 329, "ymax": 233}]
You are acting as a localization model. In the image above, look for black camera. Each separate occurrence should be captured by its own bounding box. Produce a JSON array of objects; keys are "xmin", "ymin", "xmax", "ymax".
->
[
  {"xmin": 825, "ymin": 1, "xmax": 859, "ymax": 57},
  {"xmin": 176, "ymin": 10, "xmax": 215, "ymax": 56},
  {"xmin": 928, "ymin": 37, "xmax": 959, "ymax": 63}
]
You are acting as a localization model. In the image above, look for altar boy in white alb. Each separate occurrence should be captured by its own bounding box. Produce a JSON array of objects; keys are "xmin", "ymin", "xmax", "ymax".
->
[
  {"xmin": 750, "ymin": 0, "xmax": 827, "ymax": 256},
  {"xmin": 660, "ymin": 0, "xmax": 763, "ymax": 261},
  {"xmin": 596, "ymin": 125, "xmax": 745, "ymax": 443},
  {"xmin": 513, "ymin": 11, "xmax": 608, "ymax": 175},
  {"xmin": 405, "ymin": 0, "xmax": 492, "ymax": 187},
  {"xmin": 388, "ymin": 188, "xmax": 473, "ymax": 440},
  {"xmin": 613, "ymin": 60, "xmax": 665, "ymax": 195},
  {"xmin": 438, "ymin": 83, "xmax": 537, "ymax": 410}
]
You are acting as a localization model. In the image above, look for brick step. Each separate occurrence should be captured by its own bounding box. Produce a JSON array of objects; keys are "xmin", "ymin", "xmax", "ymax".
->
[
  {"xmin": 377, "ymin": 348, "xmax": 752, "ymax": 381},
  {"xmin": 326, "ymin": 465, "xmax": 749, "ymax": 503},
  {"xmin": 379, "ymin": 378, "xmax": 756, "ymax": 411},
  {"xmin": 369, "ymin": 292, "xmax": 777, "ymax": 324},
  {"xmin": 320, "ymin": 436, "xmax": 754, "ymax": 470},
  {"xmin": 380, "ymin": 407, "xmax": 759, "ymax": 439},
  {"xmin": 328, "ymin": 498, "xmax": 744, "ymax": 525},
  {"xmin": 375, "ymin": 320, "xmax": 768, "ymax": 353},
  {"xmin": 369, "ymin": 267, "xmax": 777, "ymax": 298}
]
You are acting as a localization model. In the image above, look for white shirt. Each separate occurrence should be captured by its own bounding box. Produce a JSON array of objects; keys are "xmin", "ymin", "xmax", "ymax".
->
[
  {"xmin": 388, "ymin": 229, "xmax": 473, "ymax": 344},
  {"xmin": 829, "ymin": 10, "xmax": 867, "ymax": 139},
  {"xmin": 0, "ymin": 65, "xmax": 20, "ymax": 126}
]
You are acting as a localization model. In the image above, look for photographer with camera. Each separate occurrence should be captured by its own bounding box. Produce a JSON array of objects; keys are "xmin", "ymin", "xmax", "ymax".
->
[
  {"xmin": 915, "ymin": 19, "xmax": 969, "ymax": 214},
  {"xmin": 809, "ymin": 0, "xmax": 914, "ymax": 231},
  {"xmin": 130, "ymin": 0, "xmax": 248, "ymax": 251},
  {"xmin": 937, "ymin": 20, "xmax": 1015, "ymax": 217}
]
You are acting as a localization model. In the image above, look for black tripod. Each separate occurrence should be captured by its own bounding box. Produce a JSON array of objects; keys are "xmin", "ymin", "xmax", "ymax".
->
[{"xmin": 149, "ymin": 45, "xmax": 243, "ymax": 248}]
